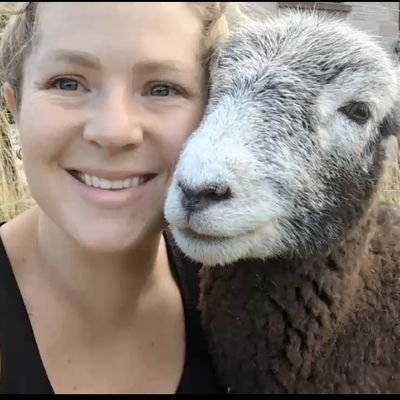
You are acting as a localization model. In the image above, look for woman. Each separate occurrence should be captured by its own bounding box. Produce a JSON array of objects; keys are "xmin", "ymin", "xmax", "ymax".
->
[{"xmin": 0, "ymin": 2, "xmax": 239, "ymax": 394}]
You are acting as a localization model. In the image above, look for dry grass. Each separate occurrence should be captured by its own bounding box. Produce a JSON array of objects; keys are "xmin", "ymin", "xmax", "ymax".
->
[
  {"xmin": 0, "ymin": 106, "xmax": 32, "ymax": 222},
  {"xmin": 380, "ymin": 160, "xmax": 400, "ymax": 205}
]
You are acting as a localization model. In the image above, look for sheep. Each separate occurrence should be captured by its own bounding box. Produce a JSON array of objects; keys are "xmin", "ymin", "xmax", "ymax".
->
[{"xmin": 164, "ymin": 11, "xmax": 400, "ymax": 394}]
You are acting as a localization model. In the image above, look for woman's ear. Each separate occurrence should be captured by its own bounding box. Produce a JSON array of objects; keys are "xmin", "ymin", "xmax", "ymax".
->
[{"xmin": 3, "ymin": 82, "xmax": 18, "ymax": 121}]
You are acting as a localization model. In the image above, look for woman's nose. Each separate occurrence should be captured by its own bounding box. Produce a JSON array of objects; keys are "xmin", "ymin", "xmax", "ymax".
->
[{"xmin": 83, "ymin": 89, "xmax": 144, "ymax": 152}]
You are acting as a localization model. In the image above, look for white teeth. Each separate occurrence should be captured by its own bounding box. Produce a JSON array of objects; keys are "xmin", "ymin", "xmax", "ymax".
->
[
  {"xmin": 77, "ymin": 173, "xmax": 149, "ymax": 190},
  {"xmin": 83, "ymin": 173, "xmax": 92, "ymax": 186},
  {"xmin": 99, "ymin": 178, "xmax": 111, "ymax": 190},
  {"xmin": 92, "ymin": 176, "xmax": 100, "ymax": 187},
  {"xmin": 123, "ymin": 178, "xmax": 131, "ymax": 188},
  {"xmin": 131, "ymin": 177, "xmax": 141, "ymax": 187},
  {"xmin": 111, "ymin": 180, "xmax": 122, "ymax": 190}
]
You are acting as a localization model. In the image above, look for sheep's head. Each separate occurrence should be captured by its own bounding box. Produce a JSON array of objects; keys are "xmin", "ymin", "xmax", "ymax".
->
[{"xmin": 164, "ymin": 12, "xmax": 400, "ymax": 267}]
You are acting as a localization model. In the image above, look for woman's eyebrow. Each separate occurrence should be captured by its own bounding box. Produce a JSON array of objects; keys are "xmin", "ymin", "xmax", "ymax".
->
[
  {"xmin": 41, "ymin": 49, "xmax": 101, "ymax": 70},
  {"xmin": 131, "ymin": 60, "xmax": 197, "ymax": 77},
  {"xmin": 40, "ymin": 50, "xmax": 196, "ymax": 78}
]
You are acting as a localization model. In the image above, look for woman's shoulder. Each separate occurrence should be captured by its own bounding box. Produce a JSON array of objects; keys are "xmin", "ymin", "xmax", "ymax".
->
[
  {"xmin": 0, "ymin": 220, "xmax": 13, "ymax": 274},
  {"xmin": 0, "ymin": 209, "xmax": 37, "ymax": 261}
]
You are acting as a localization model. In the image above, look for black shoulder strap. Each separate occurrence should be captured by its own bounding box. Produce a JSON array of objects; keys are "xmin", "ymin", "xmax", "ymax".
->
[{"xmin": 163, "ymin": 229, "xmax": 203, "ymax": 312}]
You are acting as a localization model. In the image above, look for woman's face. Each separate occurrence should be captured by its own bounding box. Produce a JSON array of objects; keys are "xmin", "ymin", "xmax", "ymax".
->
[{"xmin": 8, "ymin": 2, "xmax": 206, "ymax": 252}]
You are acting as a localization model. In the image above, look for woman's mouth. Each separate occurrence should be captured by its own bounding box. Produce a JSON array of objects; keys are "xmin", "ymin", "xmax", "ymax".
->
[{"xmin": 68, "ymin": 170, "xmax": 156, "ymax": 191}]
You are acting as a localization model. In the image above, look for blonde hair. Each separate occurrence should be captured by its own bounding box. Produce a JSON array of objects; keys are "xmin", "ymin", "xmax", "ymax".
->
[
  {"xmin": 189, "ymin": 2, "xmax": 244, "ymax": 65},
  {"xmin": 0, "ymin": 2, "xmax": 38, "ymax": 101}
]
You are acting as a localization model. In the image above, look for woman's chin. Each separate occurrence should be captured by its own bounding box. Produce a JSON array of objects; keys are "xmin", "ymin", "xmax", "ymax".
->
[{"xmin": 66, "ymin": 223, "xmax": 160, "ymax": 255}]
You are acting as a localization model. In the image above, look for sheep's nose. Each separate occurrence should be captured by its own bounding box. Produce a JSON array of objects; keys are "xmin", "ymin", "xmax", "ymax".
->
[{"xmin": 178, "ymin": 181, "xmax": 232, "ymax": 213}]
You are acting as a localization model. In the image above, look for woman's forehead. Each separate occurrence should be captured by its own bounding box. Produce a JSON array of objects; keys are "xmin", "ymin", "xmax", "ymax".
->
[{"xmin": 33, "ymin": 2, "xmax": 203, "ymax": 65}]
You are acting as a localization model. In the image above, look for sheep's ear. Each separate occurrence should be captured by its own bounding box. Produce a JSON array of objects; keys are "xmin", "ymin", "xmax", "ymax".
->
[{"xmin": 379, "ymin": 104, "xmax": 400, "ymax": 138}]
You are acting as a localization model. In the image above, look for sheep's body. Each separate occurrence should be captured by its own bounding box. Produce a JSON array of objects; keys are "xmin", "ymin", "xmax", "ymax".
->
[
  {"xmin": 164, "ymin": 12, "xmax": 400, "ymax": 394},
  {"xmin": 199, "ymin": 200, "xmax": 400, "ymax": 393}
]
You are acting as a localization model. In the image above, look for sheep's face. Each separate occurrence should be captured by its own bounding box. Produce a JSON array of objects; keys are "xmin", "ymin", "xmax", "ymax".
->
[{"xmin": 164, "ymin": 13, "xmax": 399, "ymax": 266}]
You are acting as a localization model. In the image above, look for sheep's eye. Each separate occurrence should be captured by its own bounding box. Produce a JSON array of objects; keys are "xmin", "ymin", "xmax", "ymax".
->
[{"xmin": 339, "ymin": 102, "xmax": 371, "ymax": 124}]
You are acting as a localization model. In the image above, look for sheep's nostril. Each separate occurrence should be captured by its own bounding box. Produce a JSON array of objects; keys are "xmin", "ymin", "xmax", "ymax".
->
[{"xmin": 178, "ymin": 182, "xmax": 232, "ymax": 213}]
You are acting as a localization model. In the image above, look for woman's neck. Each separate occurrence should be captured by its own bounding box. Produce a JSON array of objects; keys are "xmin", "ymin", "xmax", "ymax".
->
[{"xmin": 18, "ymin": 207, "xmax": 172, "ymax": 325}]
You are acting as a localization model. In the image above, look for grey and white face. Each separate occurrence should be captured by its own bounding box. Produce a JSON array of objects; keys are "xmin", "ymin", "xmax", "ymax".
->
[{"xmin": 164, "ymin": 13, "xmax": 399, "ymax": 267}]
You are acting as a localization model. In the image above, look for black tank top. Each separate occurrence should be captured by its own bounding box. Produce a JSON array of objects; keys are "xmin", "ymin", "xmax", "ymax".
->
[{"xmin": 0, "ymin": 223, "xmax": 224, "ymax": 394}]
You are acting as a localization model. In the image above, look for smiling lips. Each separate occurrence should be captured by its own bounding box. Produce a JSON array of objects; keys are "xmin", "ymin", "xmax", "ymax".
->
[{"xmin": 69, "ymin": 170, "xmax": 156, "ymax": 191}]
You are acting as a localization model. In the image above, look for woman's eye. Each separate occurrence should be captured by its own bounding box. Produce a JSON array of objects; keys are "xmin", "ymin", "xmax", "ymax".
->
[
  {"xmin": 149, "ymin": 84, "xmax": 180, "ymax": 97},
  {"xmin": 51, "ymin": 78, "xmax": 81, "ymax": 91}
]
